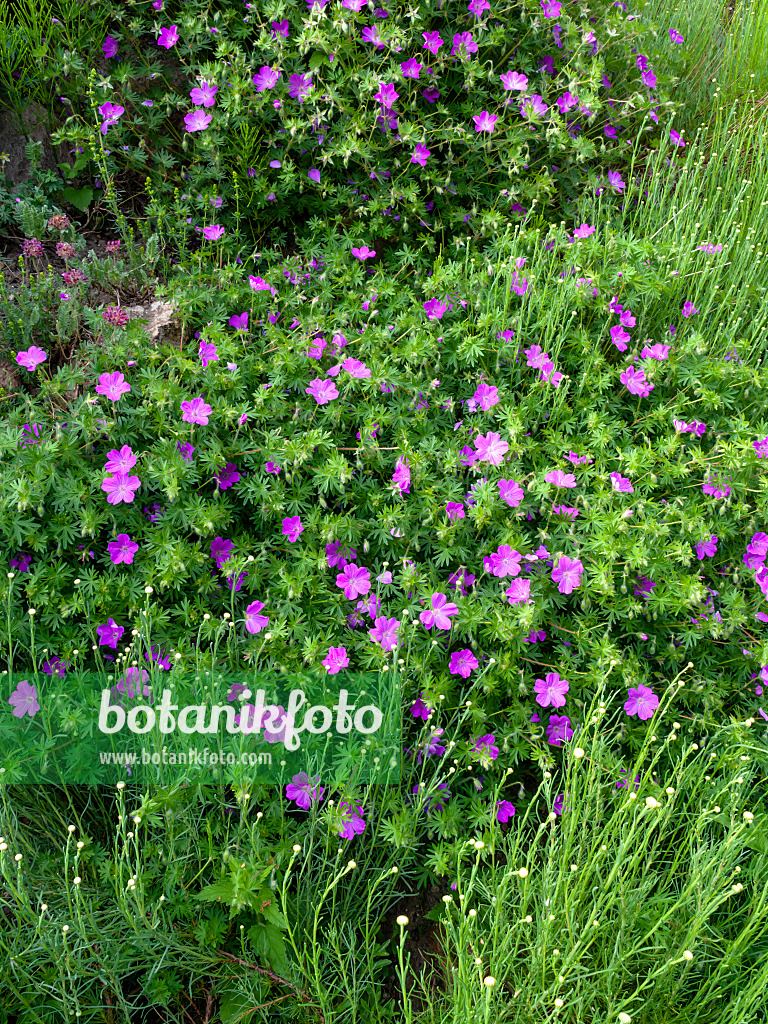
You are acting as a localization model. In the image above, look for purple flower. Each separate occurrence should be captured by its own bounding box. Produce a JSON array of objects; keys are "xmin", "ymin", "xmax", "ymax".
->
[
  {"xmin": 551, "ymin": 556, "xmax": 584, "ymax": 595},
  {"xmin": 215, "ymin": 462, "xmax": 241, "ymax": 490},
  {"xmin": 9, "ymin": 679, "xmax": 39, "ymax": 718},
  {"xmin": 229, "ymin": 311, "xmax": 248, "ymax": 331},
  {"xmin": 190, "ymin": 81, "xmax": 218, "ymax": 106},
  {"xmin": 102, "ymin": 35, "xmax": 119, "ymax": 58},
  {"xmin": 337, "ymin": 563, "xmax": 371, "ymax": 600},
  {"xmin": 283, "ymin": 516, "xmax": 304, "ymax": 543},
  {"xmin": 610, "ymin": 472, "xmax": 634, "ymax": 493},
  {"xmin": 670, "ymin": 28, "xmax": 684, "ymax": 43},
  {"xmin": 104, "ymin": 445, "xmax": 136, "ymax": 474},
  {"xmin": 392, "ymin": 456, "xmax": 411, "ymax": 495},
  {"xmin": 552, "ymin": 793, "xmax": 565, "ymax": 815},
  {"xmin": 424, "ymin": 298, "xmax": 447, "ymax": 320},
  {"xmin": 449, "ymin": 649, "xmax": 478, "ymax": 678},
  {"xmin": 108, "ymin": 534, "xmax": 139, "ymax": 565},
  {"xmin": 157, "ymin": 24, "xmax": 179, "ymax": 48},
  {"xmin": 553, "ymin": 505, "xmax": 579, "ymax": 519},
  {"xmin": 446, "ymin": 501, "xmax": 465, "ymax": 522},
  {"xmin": 253, "ymin": 66, "xmax": 281, "ymax": 91},
  {"xmin": 505, "ymin": 579, "xmax": 531, "ymax": 605},
  {"xmin": 101, "ymin": 472, "xmax": 141, "ymax": 504},
  {"xmin": 621, "ymin": 366, "xmax": 654, "ymax": 397},
  {"xmin": 546, "ymin": 714, "xmax": 573, "ymax": 746},
  {"xmin": 520, "ymin": 94, "xmax": 549, "ymax": 118},
  {"xmin": 540, "ymin": 0, "xmax": 561, "ymax": 14},
  {"xmin": 534, "ymin": 672, "xmax": 569, "ymax": 708},
  {"xmin": 211, "ymin": 537, "xmax": 234, "ymax": 569},
  {"xmin": 412, "ymin": 782, "xmax": 451, "ymax": 815},
  {"xmin": 288, "ymin": 72, "xmax": 313, "ymax": 103},
  {"xmin": 42, "ymin": 655, "xmax": 67, "ymax": 678},
  {"xmin": 681, "ymin": 301, "xmax": 698, "ymax": 318},
  {"xmin": 286, "ymin": 772, "xmax": 325, "ymax": 810},
  {"xmin": 422, "ymin": 30, "xmax": 443, "ymax": 53},
  {"xmin": 573, "ymin": 223, "xmax": 596, "ymax": 241},
  {"xmin": 411, "ymin": 143, "xmax": 431, "ymax": 167},
  {"xmin": 326, "ymin": 542, "xmax": 357, "ymax": 569},
  {"xmin": 95, "ymin": 371, "xmax": 131, "ymax": 401},
  {"xmin": 472, "ymin": 734, "xmax": 499, "ymax": 762},
  {"xmin": 245, "ymin": 600, "xmax": 269, "ymax": 634},
  {"xmin": 10, "ymin": 551, "xmax": 31, "ymax": 573},
  {"xmin": 608, "ymin": 170, "xmax": 626, "ymax": 191},
  {"xmin": 343, "ymin": 357, "xmax": 371, "ymax": 378},
  {"xmin": 451, "ymin": 31, "xmax": 478, "ymax": 58},
  {"xmin": 322, "ymin": 646, "xmax": 349, "ymax": 674},
  {"xmin": 624, "ymin": 684, "xmax": 659, "ymax": 720},
  {"xmin": 495, "ymin": 800, "xmax": 516, "ymax": 823},
  {"xmin": 502, "ymin": 70, "xmax": 528, "ymax": 91},
  {"xmin": 145, "ymin": 645, "xmax": 171, "ymax": 670},
  {"xmin": 642, "ymin": 343, "xmax": 670, "ymax": 360},
  {"xmin": 485, "ymin": 545, "xmax": 522, "ymax": 579},
  {"xmin": 696, "ymin": 535, "xmax": 718, "ymax": 560},
  {"xmin": 16, "ymin": 346, "xmax": 47, "ymax": 371},
  {"xmin": 203, "ymin": 224, "xmax": 224, "ymax": 241},
  {"xmin": 351, "ymin": 245, "xmax": 376, "ymax": 260},
  {"xmin": 97, "ymin": 617, "xmax": 124, "ymax": 649},
  {"xmin": 419, "ymin": 593, "xmax": 459, "ymax": 631},
  {"xmin": 177, "ymin": 441, "xmax": 195, "ymax": 461},
  {"xmin": 272, "ymin": 18, "xmax": 289, "ymax": 37},
  {"xmin": 306, "ymin": 378, "xmax": 340, "ymax": 405},
  {"xmin": 670, "ymin": 129, "xmax": 686, "ymax": 147},
  {"xmin": 368, "ymin": 616, "xmax": 400, "ymax": 651},
  {"xmin": 473, "ymin": 111, "xmax": 498, "ymax": 133},
  {"xmin": 498, "ymin": 478, "xmax": 524, "ymax": 507},
  {"xmin": 411, "ymin": 694, "xmax": 431, "ymax": 720},
  {"xmin": 338, "ymin": 801, "xmax": 366, "ymax": 840},
  {"xmin": 181, "ymin": 396, "xmax": 212, "ymax": 424}
]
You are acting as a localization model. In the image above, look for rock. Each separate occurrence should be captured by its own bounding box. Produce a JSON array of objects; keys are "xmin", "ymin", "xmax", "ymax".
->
[
  {"xmin": 0, "ymin": 101, "xmax": 68, "ymax": 185},
  {"xmin": 121, "ymin": 300, "xmax": 179, "ymax": 343}
]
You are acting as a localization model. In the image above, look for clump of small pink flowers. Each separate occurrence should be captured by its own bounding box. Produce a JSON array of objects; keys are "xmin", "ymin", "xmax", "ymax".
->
[{"xmin": 103, "ymin": 306, "xmax": 130, "ymax": 328}]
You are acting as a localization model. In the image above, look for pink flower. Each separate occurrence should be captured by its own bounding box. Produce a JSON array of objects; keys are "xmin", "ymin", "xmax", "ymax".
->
[
  {"xmin": 553, "ymin": 505, "xmax": 579, "ymax": 519},
  {"xmin": 102, "ymin": 35, "xmax": 119, "ymax": 58},
  {"xmin": 203, "ymin": 224, "xmax": 224, "ymax": 240},
  {"xmin": 181, "ymin": 396, "xmax": 212, "ymax": 424},
  {"xmin": 670, "ymin": 129, "xmax": 686, "ymax": 147},
  {"xmin": 323, "ymin": 646, "xmax": 350, "ymax": 674},
  {"xmin": 610, "ymin": 472, "xmax": 634, "ymax": 493},
  {"xmin": 520, "ymin": 94, "xmax": 548, "ymax": 118},
  {"xmin": 157, "ymin": 24, "xmax": 179, "ymax": 48},
  {"xmin": 505, "ymin": 579, "xmax": 531, "ymax": 605},
  {"xmin": 337, "ymin": 563, "xmax": 371, "ymax": 600},
  {"xmin": 108, "ymin": 533, "xmax": 139, "ymax": 565},
  {"xmin": 450, "ymin": 649, "xmax": 478, "ymax": 678},
  {"xmin": 573, "ymin": 223, "xmax": 596, "ymax": 240},
  {"xmin": 540, "ymin": 0, "xmax": 561, "ymax": 14},
  {"xmin": 545, "ymin": 470, "xmax": 576, "ymax": 489},
  {"xmin": 342, "ymin": 357, "xmax": 371, "ymax": 378},
  {"xmin": 286, "ymin": 772, "xmax": 324, "ymax": 809},
  {"xmin": 424, "ymin": 298, "xmax": 447, "ymax": 320},
  {"xmin": 190, "ymin": 81, "xmax": 218, "ymax": 106},
  {"xmin": 95, "ymin": 371, "xmax": 131, "ymax": 401},
  {"xmin": 473, "ymin": 111, "xmax": 498, "ymax": 133},
  {"xmin": 253, "ymin": 66, "xmax": 281, "ymax": 91},
  {"xmin": 305, "ymin": 378, "xmax": 339, "ymax": 405},
  {"xmin": 16, "ymin": 346, "xmax": 47, "ymax": 371},
  {"xmin": 451, "ymin": 31, "xmax": 478, "ymax": 58},
  {"xmin": 101, "ymin": 472, "xmax": 141, "ymax": 504},
  {"xmin": 534, "ymin": 672, "xmax": 569, "ymax": 708},
  {"xmin": 620, "ymin": 365, "xmax": 654, "ymax": 397},
  {"xmin": 185, "ymin": 110, "xmax": 212, "ymax": 132},
  {"xmin": 546, "ymin": 714, "xmax": 572, "ymax": 745},
  {"xmin": 472, "ymin": 381, "xmax": 499, "ymax": 410},
  {"xmin": 199, "ymin": 341, "xmax": 219, "ymax": 368},
  {"xmin": 351, "ymin": 246, "xmax": 376, "ymax": 260},
  {"xmin": 670, "ymin": 28, "xmax": 684, "ymax": 43},
  {"xmin": 104, "ymin": 445, "xmax": 137, "ymax": 473},
  {"xmin": 496, "ymin": 800, "xmax": 516, "ymax": 822},
  {"xmin": 308, "ymin": 168, "xmax": 321, "ymax": 183},
  {"xmin": 282, "ymin": 516, "xmax": 304, "ymax": 543},
  {"xmin": 419, "ymin": 593, "xmax": 459, "ymax": 631},
  {"xmin": 401, "ymin": 58, "xmax": 422, "ymax": 78},
  {"xmin": 474, "ymin": 431, "xmax": 508, "ymax": 465},
  {"xmin": 374, "ymin": 82, "xmax": 399, "ymax": 106},
  {"xmin": 557, "ymin": 91, "xmax": 578, "ymax": 113},
  {"xmin": 9, "ymin": 679, "xmax": 39, "ymax": 718},
  {"xmin": 338, "ymin": 801, "xmax": 366, "ymax": 839},
  {"xmin": 368, "ymin": 616, "xmax": 400, "ymax": 651},
  {"xmin": 611, "ymin": 324, "xmax": 631, "ymax": 351},
  {"xmin": 551, "ymin": 555, "xmax": 584, "ymax": 595},
  {"xmin": 624, "ymin": 684, "xmax": 659, "ymax": 720},
  {"xmin": 392, "ymin": 456, "xmax": 411, "ymax": 495},
  {"xmin": 498, "ymin": 478, "xmax": 524, "ymax": 507},
  {"xmin": 641, "ymin": 343, "xmax": 669, "ymax": 360},
  {"xmin": 446, "ymin": 501, "xmax": 465, "ymax": 521},
  {"xmin": 501, "ymin": 70, "xmax": 528, "ymax": 91},
  {"xmin": 245, "ymin": 600, "xmax": 269, "ymax": 634},
  {"xmin": 681, "ymin": 301, "xmax": 698, "ymax": 317},
  {"xmin": 469, "ymin": 0, "xmax": 490, "ymax": 15},
  {"xmin": 248, "ymin": 275, "xmax": 273, "ymax": 292},
  {"xmin": 422, "ymin": 30, "xmax": 443, "ymax": 54},
  {"xmin": 411, "ymin": 143, "xmax": 431, "ymax": 166}
]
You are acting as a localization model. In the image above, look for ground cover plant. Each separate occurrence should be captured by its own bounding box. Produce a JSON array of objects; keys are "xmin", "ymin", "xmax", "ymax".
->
[{"xmin": 1, "ymin": 0, "xmax": 768, "ymax": 1021}]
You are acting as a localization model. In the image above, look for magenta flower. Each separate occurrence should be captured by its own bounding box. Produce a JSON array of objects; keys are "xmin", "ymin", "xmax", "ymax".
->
[
  {"xmin": 16, "ymin": 346, "xmax": 47, "ymax": 371},
  {"xmin": 641, "ymin": 343, "xmax": 669, "ymax": 360},
  {"xmin": 102, "ymin": 472, "xmax": 141, "ymax": 504},
  {"xmin": 286, "ymin": 772, "xmax": 324, "ymax": 809},
  {"xmin": 495, "ymin": 799, "xmax": 515, "ymax": 823},
  {"xmin": 401, "ymin": 58, "xmax": 422, "ymax": 78},
  {"xmin": 534, "ymin": 672, "xmax": 569, "ymax": 708},
  {"xmin": 473, "ymin": 111, "xmax": 498, "ymax": 133},
  {"xmin": 670, "ymin": 28, "xmax": 684, "ymax": 43},
  {"xmin": 422, "ymin": 30, "xmax": 443, "ymax": 53},
  {"xmin": 253, "ymin": 66, "xmax": 281, "ymax": 91},
  {"xmin": 505, "ymin": 579, "xmax": 531, "ymax": 605},
  {"xmin": 485, "ymin": 545, "xmax": 522, "ymax": 578},
  {"xmin": 181, "ymin": 396, "xmax": 212, "ymax": 424},
  {"xmin": 573, "ymin": 223, "xmax": 596, "ymax": 240},
  {"xmin": 546, "ymin": 714, "xmax": 573, "ymax": 746},
  {"xmin": 551, "ymin": 556, "xmax": 584, "ymax": 595},
  {"xmin": 102, "ymin": 35, "xmax": 119, "ymax": 58},
  {"xmin": 229, "ymin": 312, "xmax": 248, "ymax": 331},
  {"xmin": 520, "ymin": 94, "xmax": 549, "ymax": 118},
  {"xmin": 98, "ymin": 102, "xmax": 125, "ymax": 135},
  {"xmin": 540, "ymin": 0, "xmax": 561, "ymax": 14},
  {"xmin": 104, "ymin": 445, "xmax": 137, "ymax": 473},
  {"xmin": 498, "ymin": 478, "xmax": 524, "ymax": 507},
  {"xmin": 338, "ymin": 801, "xmax": 366, "ymax": 840},
  {"xmin": 9, "ymin": 679, "xmax": 39, "ymax": 718},
  {"xmin": 322, "ymin": 646, "xmax": 349, "ymax": 674},
  {"xmin": 157, "ymin": 24, "xmax": 179, "ymax": 48},
  {"xmin": 469, "ymin": 0, "xmax": 490, "ymax": 14},
  {"xmin": 472, "ymin": 734, "xmax": 499, "ymax": 765},
  {"xmin": 245, "ymin": 600, "xmax": 269, "ymax": 634},
  {"xmin": 305, "ymin": 378, "xmax": 339, "ymax": 405},
  {"xmin": 343, "ymin": 357, "xmax": 371, "ymax": 378},
  {"xmin": 272, "ymin": 18, "xmax": 289, "ymax": 37},
  {"xmin": 190, "ymin": 81, "xmax": 218, "ymax": 106},
  {"xmin": 215, "ymin": 462, "xmax": 241, "ymax": 490},
  {"xmin": 641, "ymin": 69, "xmax": 657, "ymax": 89},
  {"xmin": 620, "ymin": 366, "xmax": 654, "ymax": 397},
  {"xmin": 411, "ymin": 694, "xmax": 431, "ymax": 720},
  {"xmin": 288, "ymin": 72, "xmax": 313, "ymax": 102},
  {"xmin": 283, "ymin": 516, "xmax": 304, "ymax": 543},
  {"xmin": 351, "ymin": 245, "xmax": 376, "ymax": 260},
  {"xmin": 97, "ymin": 617, "xmax": 124, "ymax": 648},
  {"xmin": 392, "ymin": 456, "xmax": 411, "ymax": 495},
  {"xmin": 451, "ymin": 31, "xmax": 478, "ymax": 58},
  {"xmin": 249, "ymin": 275, "xmax": 273, "ymax": 292},
  {"xmin": 449, "ymin": 649, "xmax": 478, "ymax": 678},
  {"xmin": 670, "ymin": 129, "xmax": 686, "ymax": 147},
  {"xmin": 337, "ymin": 563, "xmax": 371, "ymax": 600},
  {"xmin": 610, "ymin": 472, "xmax": 634, "ymax": 493},
  {"xmin": 185, "ymin": 110, "xmax": 212, "ymax": 132},
  {"xmin": 95, "ymin": 371, "xmax": 131, "ymax": 401},
  {"xmin": 326, "ymin": 542, "xmax": 357, "ymax": 569},
  {"xmin": 681, "ymin": 301, "xmax": 698, "ymax": 318},
  {"xmin": 472, "ymin": 382, "xmax": 499, "ymax": 410},
  {"xmin": 446, "ymin": 501, "xmax": 465, "ymax": 522},
  {"xmin": 420, "ymin": 593, "xmax": 459, "ymax": 631},
  {"xmin": 556, "ymin": 91, "xmax": 578, "ymax": 113},
  {"xmin": 474, "ymin": 431, "xmax": 508, "ymax": 465},
  {"xmin": 696, "ymin": 535, "xmax": 718, "ymax": 560},
  {"xmin": 611, "ymin": 324, "xmax": 630, "ymax": 351},
  {"xmin": 608, "ymin": 170, "xmax": 626, "ymax": 191},
  {"xmin": 108, "ymin": 534, "xmax": 139, "ymax": 565},
  {"xmin": 754, "ymin": 437, "xmax": 768, "ymax": 459},
  {"xmin": 199, "ymin": 341, "xmax": 219, "ymax": 368},
  {"xmin": 369, "ymin": 615, "xmax": 400, "ymax": 651},
  {"xmin": 424, "ymin": 298, "xmax": 447, "ymax": 320},
  {"xmin": 624, "ymin": 684, "xmax": 659, "ymax": 720},
  {"xmin": 545, "ymin": 469, "xmax": 576, "ymax": 489},
  {"xmin": 308, "ymin": 168, "xmax": 321, "ymax": 183},
  {"xmin": 10, "ymin": 551, "xmax": 31, "ymax": 572},
  {"xmin": 374, "ymin": 82, "xmax": 399, "ymax": 106},
  {"xmin": 362, "ymin": 25, "xmax": 384, "ymax": 48},
  {"xmin": 411, "ymin": 143, "xmax": 431, "ymax": 166},
  {"xmin": 203, "ymin": 224, "xmax": 224, "ymax": 241}
]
